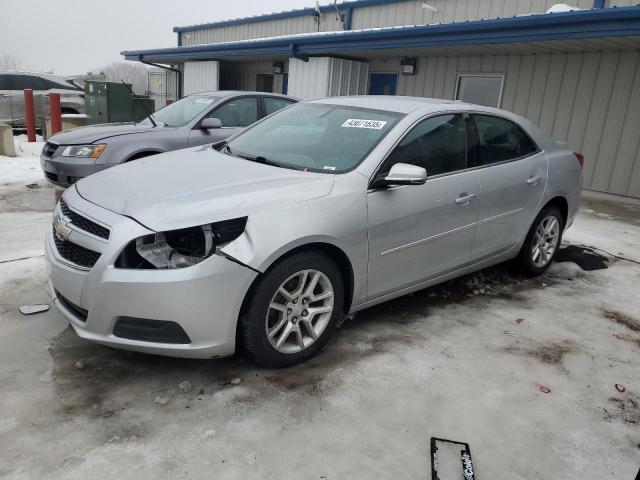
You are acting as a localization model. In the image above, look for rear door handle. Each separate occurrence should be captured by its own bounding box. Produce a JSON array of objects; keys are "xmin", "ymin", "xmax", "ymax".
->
[
  {"xmin": 527, "ymin": 176, "xmax": 542, "ymax": 185},
  {"xmin": 456, "ymin": 193, "xmax": 476, "ymax": 205}
]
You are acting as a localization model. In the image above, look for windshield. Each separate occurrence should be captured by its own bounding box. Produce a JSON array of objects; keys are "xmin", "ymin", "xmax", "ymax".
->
[
  {"xmin": 225, "ymin": 103, "xmax": 402, "ymax": 173},
  {"xmin": 140, "ymin": 95, "xmax": 217, "ymax": 127}
]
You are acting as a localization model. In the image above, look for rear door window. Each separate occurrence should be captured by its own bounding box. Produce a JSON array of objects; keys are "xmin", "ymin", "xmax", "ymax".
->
[
  {"xmin": 471, "ymin": 114, "xmax": 538, "ymax": 167},
  {"xmin": 264, "ymin": 97, "xmax": 295, "ymax": 116}
]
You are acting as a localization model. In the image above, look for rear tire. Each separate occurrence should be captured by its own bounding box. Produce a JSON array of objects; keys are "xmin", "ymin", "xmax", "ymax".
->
[
  {"xmin": 516, "ymin": 205, "xmax": 564, "ymax": 277},
  {"xmin": 240, "ymin": 251, "xmax": 344, "ymax": 368}
]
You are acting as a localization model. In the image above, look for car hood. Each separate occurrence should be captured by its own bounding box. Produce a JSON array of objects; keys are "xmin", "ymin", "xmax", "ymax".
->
[
  {"xmin": 75, "ymin": 146, "xmax": 335, "ymax": 232},
  {"xmin": 48, "ymin": 123, "xmax": 175, "ymax": 145}
]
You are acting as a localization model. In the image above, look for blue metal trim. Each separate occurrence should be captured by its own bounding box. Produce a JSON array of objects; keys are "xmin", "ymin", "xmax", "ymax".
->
[
  {"xmin": 593, "ymin": 0, "xmax": 607, "ymax": 7},
  {"xmin": 123, "ymin": 6, "xmax": 640, "ymax": 63},
  {"xmin": 172, "ymin": 0, "xmax": 410, "ymax": 33},
  {"xmin": 344, "ymin": 7, "xmax": 353, "ymax": 30}
]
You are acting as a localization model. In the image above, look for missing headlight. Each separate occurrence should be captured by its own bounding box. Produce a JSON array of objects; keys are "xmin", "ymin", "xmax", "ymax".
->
[{"xmin": 115, "ymin": 217, "xmax": 247, "ymax": 269}]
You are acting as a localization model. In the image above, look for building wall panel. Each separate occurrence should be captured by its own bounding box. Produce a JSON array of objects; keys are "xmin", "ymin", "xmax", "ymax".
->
[
  {"xmin": 350, "ymin": 0, "xmax": 595, "ymax": 30},
  {"xmin": 179, "ymin": 0, "xmax": 604, "ymax": 47},
  {"xmin": 183, "ymin": 61, "xmax": 219, "ymax": 95},
  {"xmin": 608, "ymin": 0, "xmax": 637, "ymax": 6},
  {"xmin": 181, "ymin": 13, "xmax": 343, "ymax": 46},
  {"xmin": 328, "ymin": 58, "xmax": 370, "ymax": 97},
  {"xmin": 371, "ymin": 50, "xmax": 640, "ymax": 197},
  {"xmin": 288, "ymin": 57, "xmax": 369, "ymax": 99},
  {"xmin": 288, "ymin": 58, "xmax": 332, "ymax": 100}
]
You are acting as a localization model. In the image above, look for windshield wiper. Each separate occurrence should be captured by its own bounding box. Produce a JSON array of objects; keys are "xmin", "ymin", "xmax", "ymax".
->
[{"xmin": 221, "ymin": 146, "xmax": 302, "ymax": 170}]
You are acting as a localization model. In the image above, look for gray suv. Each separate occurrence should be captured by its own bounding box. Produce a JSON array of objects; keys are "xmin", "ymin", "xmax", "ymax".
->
[
  {"xmin": 0, "ymin": 71, "xmax": 85, "ymax": 128},
  {"xmin": 41, "ymin": 91, "xmax": 297, "ymax": 187}
]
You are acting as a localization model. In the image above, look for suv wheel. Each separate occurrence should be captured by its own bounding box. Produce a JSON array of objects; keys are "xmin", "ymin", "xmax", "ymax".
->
[{"xmin": 240, "ymin": 251, "xmax": 344, "ymax": 368}]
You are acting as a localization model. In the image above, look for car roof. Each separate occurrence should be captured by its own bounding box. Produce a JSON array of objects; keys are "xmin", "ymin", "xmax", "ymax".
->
[
  {"xmin": 307, "ymin": 96, "xmax": 471, "ymax": 114},
  {"xmin": 0, "ymin": 70, "xmax": 73, "ymax": 84},
  {"xmin": 191, "ymin": 90, "xmax": 299, "ymax": 101}
]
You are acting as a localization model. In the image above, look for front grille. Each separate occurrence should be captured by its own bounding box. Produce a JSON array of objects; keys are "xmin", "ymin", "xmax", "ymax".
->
[
  {"xmin": 45, "ymin": 171, "xmax": 58, "ymax": 182},
  {"xmin": 53, "ymin": 227, "xmax": 101, "ymax": 268},
  {"xmin": 42, "ymin": 142, "xmax": 58, "ymax": 158},
  {"xmin": 56, "ymin": 291, "xmax": 88, "ymax": 322},
  {"xmin": 60, "ymin": 199, "xmax": 110, "ymax": 240}
]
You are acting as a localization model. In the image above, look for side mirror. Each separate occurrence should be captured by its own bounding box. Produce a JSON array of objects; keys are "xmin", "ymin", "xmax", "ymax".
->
[
  {"xmin": 200, "ymin": 117, "xmax": 222, "ymax": 129},
  {"xmin": 372, "ymin": 163, "xmax": 427, "ymax": 188}
]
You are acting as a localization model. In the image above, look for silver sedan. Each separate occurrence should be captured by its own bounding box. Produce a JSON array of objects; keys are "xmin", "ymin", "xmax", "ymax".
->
[
  {"xmin": 45, "ymin": 96, "xmax": 583, "ymax": 367},
  {"xmin": 40, "ymin": 91, "xmax": 297, "ymax": 187}
]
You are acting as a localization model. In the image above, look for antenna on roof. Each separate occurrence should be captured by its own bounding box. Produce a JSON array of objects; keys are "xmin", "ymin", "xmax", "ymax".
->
[{"xmin": 313, "ymin": 1, "xmax": 323, "ymax": 31}]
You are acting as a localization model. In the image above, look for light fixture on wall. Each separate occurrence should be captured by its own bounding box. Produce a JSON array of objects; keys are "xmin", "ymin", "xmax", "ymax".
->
[
  {"xmin": 273, "ymin": 61, "xmax": 284, "ymax": 74},
  {"xmin": 400, "ymin": 57, "xmax": 417, "ymax": 75}
]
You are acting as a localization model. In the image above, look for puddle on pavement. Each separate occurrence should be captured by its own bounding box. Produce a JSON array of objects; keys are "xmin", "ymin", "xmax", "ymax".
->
[
  {"xmin": 0, "ymin": 183, "xmax": 62, "ymax": 213},
  {"xmin": 556, "ymin": 245, "xmax": 609, "ymax": 271}
]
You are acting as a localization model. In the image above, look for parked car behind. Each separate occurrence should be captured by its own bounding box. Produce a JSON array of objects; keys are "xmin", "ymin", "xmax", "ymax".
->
[
  {"xmin": 46, "ymin": 96, "xmax": 583, "ymax": 367},
  {"xmin": 40, "ymin": 91, "xmax": 298, "ymax": 187},
  {"xmin": 0, "ymin": 71, "xmax": 85, "ymax": 128}
]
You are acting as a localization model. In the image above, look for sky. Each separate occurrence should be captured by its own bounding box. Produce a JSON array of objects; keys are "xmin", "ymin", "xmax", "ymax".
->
[{"xmin": 0, "ymin": 0, "xmax": 314, "ymax": 76}]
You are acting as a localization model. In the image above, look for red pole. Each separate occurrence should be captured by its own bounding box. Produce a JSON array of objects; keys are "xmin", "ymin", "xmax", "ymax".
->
[
  {"xmin": 165, "ymin": 99, "xmax": 174, "ymax": 106},
  {"xmin": 49, "ymin": 93, "xmax": 62, "ymax": 135},
  {"xmin": 24, "ymin": 89, "xmax": 36, "ymax": 142}
]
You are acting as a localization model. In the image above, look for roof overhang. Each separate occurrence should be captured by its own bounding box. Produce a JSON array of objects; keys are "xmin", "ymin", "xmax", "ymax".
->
[{"xmin": 122, "ymin": 6, "xmax": 640, "ymax": 64}]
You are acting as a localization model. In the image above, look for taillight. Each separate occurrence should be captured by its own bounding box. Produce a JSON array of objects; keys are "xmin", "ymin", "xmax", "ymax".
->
[{"xmin": 574, "ymin": 152, "xmax": 585, "ymax": 169}]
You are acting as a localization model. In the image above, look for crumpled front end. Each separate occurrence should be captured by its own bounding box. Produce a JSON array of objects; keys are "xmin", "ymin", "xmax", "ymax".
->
[{"xmin": 45, "ymin": 186, "xmax": 258, "ymax": 359}]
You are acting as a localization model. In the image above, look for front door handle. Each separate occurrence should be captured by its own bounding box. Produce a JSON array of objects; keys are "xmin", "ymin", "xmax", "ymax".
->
[
  {"xmin": 456, "ymin": 193, "xmax": 476, "ymax": 205},
  {"xmin": 527, "ymin": 176, "xmax": 542, "ymax": 185}
]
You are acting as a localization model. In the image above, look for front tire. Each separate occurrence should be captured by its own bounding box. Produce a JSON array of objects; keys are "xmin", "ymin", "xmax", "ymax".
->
[
  {"xmin": 517, "ymin": 205, "xmax": 564, "ymax": 277},
  {"xmin": 240, "ymin": 251, "xmax": 344, "ymax": 368}
]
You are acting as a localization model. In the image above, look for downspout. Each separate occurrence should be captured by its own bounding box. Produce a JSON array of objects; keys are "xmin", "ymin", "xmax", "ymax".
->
[
  {"xmin": 140, "ymin": 58, "xmax": 183, "ymax": 100},
  {"xmin": 343, "ymin": 7, "xmax": 353, "ymax": 30}
]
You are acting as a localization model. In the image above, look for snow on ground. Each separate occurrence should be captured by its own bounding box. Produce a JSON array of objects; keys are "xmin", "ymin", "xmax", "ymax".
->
[
  {"xmin": 0, "ymin": 134, "xmax": 639, "ymax": 479},
  {"xmin": 0, "ymin": 135, "xmax": 59, "ymax": 262},
  {"xmin": 0, "ymin": 135, "xmax": 46, "ymax": 187}
]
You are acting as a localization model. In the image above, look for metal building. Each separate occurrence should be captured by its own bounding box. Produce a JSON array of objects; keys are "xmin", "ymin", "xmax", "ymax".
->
[{"xmin": 123, "ymin": 0, "xmax": 640, "ymax": 200}]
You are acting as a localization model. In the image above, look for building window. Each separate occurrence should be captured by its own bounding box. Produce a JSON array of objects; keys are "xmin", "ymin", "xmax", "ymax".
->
[{"xmin": 455, "ymin": 74, "xmax": 504, "ymax": 108}]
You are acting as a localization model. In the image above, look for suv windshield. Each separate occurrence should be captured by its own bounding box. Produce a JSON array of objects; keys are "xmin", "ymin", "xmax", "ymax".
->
[
  {"xmin": 226, "ymin": 103, "xmax": 402, "ymax": 173},
  {"xmin": 140, "ymin": 95, "xmax": 217, "ymax": 127}
]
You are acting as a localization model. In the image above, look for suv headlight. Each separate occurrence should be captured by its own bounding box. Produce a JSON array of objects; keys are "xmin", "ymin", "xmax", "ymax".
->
[
  {"xmin": 62, "ymin": 144, "xmax": 106, "ymax": 158},
  {"xmin": 116, "ymin": 217, "xmax": 247, "ymax": 269}
]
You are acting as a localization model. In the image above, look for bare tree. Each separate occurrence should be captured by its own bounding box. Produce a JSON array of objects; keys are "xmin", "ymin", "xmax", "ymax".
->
[
  {"xmin": 0, "ymin": 53, "xmax": 22, "ymax": 71},
  {"xmin": 102, "ymin": 62, "xmax": 149, "ymax": 95}
]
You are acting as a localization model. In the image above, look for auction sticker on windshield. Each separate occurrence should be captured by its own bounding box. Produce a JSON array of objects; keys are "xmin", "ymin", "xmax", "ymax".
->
[{"xmin": 341, "ymin": 119, "xmax": 387, "ymax": 129}]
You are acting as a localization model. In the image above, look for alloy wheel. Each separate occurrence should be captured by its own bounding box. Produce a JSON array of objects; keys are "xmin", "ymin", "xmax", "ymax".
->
[
  {"xmin": 265, "ymin": 269, "xmax": 334, "ymax": 354},
  {"xmin": 531, "ymin": 215, "xmax": 560, "ymax": 268}
]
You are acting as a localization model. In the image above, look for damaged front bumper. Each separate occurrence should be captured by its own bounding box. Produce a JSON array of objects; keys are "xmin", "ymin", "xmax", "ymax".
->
[{"xmin": 45, "ymin": 187, "xmax": 258, "ymax": 359}]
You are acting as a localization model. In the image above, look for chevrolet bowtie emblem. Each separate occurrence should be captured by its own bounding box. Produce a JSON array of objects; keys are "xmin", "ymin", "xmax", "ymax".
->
[{"xmin": 53, "ymin": 214, "xmax": 72, "ymax": 241}]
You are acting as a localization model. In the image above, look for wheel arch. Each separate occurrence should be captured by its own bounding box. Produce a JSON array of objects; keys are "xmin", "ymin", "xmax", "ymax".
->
[
  {"xmin": 541, "ymin": 196, "xmax": 568, "ymax": 227},
  {"xmin": 238, "ymin": 241, "xmax": 355, "ymax": 323}
]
